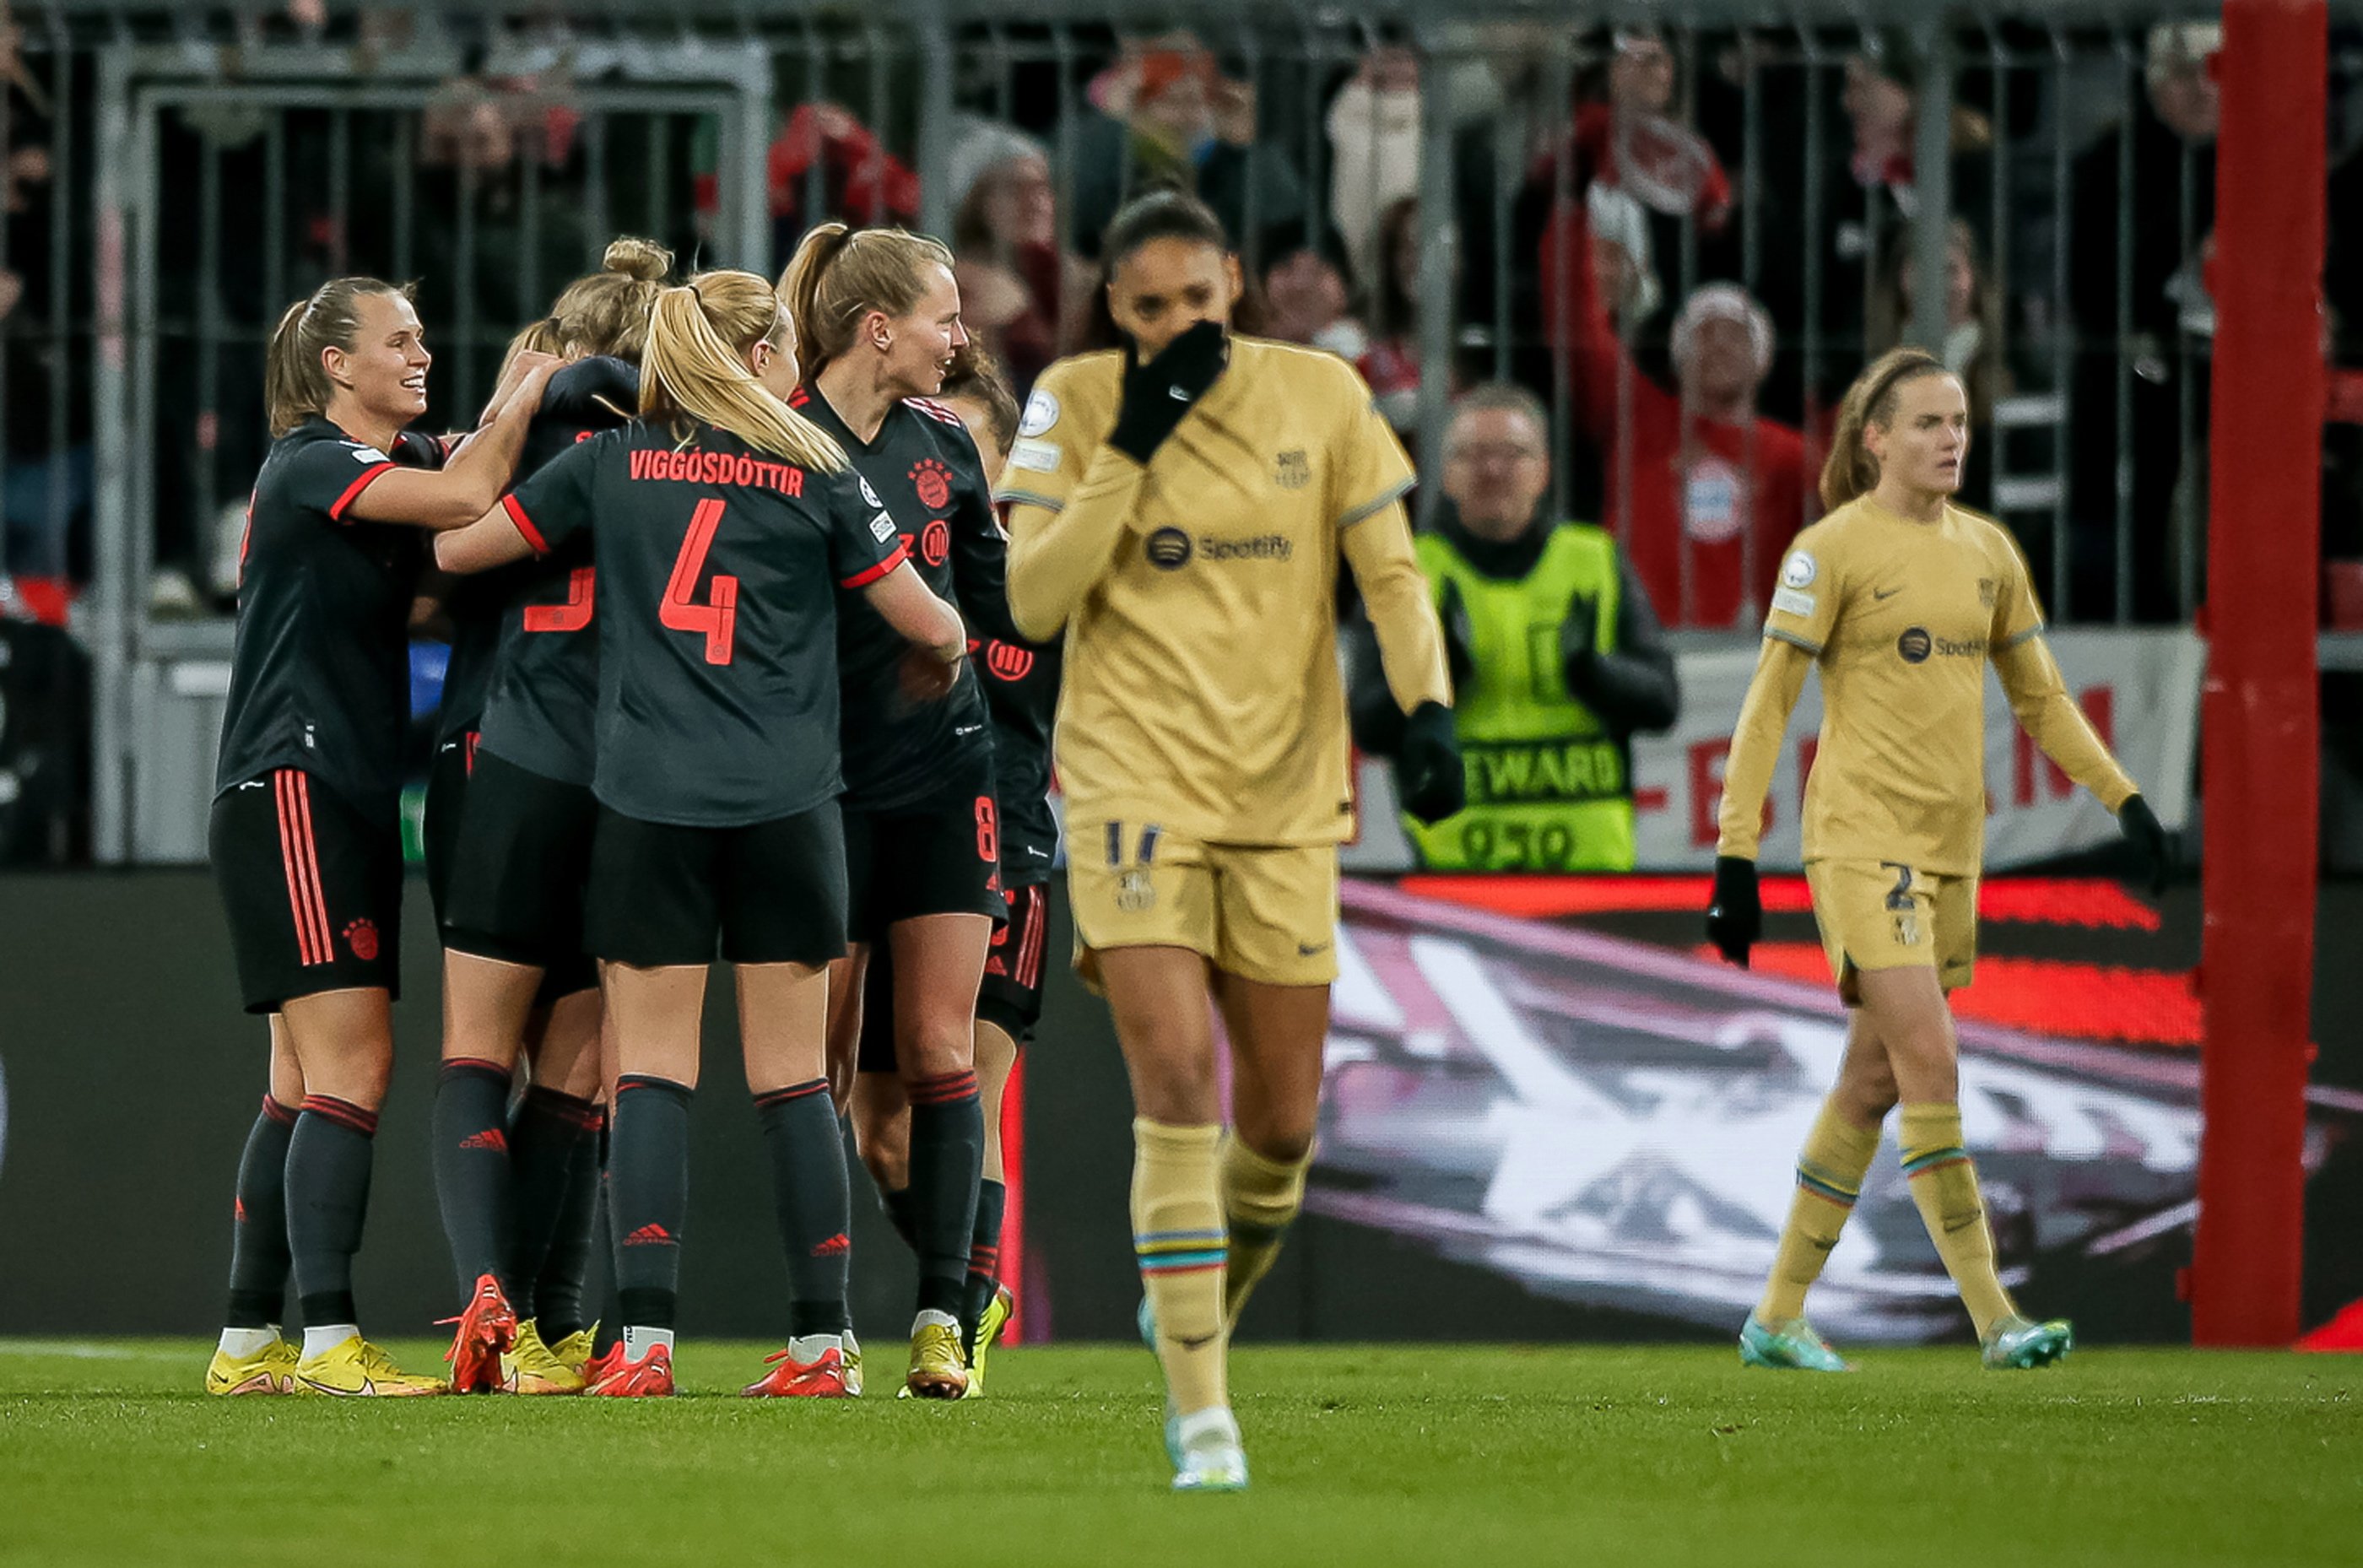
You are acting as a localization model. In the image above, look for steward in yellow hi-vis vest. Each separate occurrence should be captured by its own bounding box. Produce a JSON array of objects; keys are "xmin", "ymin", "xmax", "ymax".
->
[{"xmin": 1348, "ymin": 384, "xmax": 1679, "ymax": 872}]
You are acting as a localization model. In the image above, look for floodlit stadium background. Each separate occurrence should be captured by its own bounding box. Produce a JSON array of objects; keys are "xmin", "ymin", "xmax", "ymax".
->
[{"xmin": 0, "ymin": 0, "xmax": 2355, "ymax": 1349}]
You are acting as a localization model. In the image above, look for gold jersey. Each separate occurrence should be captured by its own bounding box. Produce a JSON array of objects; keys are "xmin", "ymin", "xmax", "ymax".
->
[
  {"xmin": 998, "ymin": 336, "xmax": 1442, "ymax": 846},
  {"xmin": 1748, "ymin": 495, "xmax": 2060, "ymax": 876}
]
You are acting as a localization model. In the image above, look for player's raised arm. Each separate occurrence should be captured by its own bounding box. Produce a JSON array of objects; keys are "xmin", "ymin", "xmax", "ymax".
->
[
  {"xmin": 1004, "ymin": 326, "xmax": 1225, "ymax": 640},
  {"xmin": 433, "ymin": 434, "xmax": 603, "ymax": 576}
]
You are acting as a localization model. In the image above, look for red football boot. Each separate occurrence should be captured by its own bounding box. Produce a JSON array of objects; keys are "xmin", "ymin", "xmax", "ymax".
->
[
  {"xmin": 438, "ymin": 1273, "xmax": 518, "ymax": 1394},
  {"xmin": 584, "ymin": 1343, "xmax": 674, "ymax": 1398},
  {"xmin": 741, "ymin": 1343, "xmax": 852, "ymax": 1398}
]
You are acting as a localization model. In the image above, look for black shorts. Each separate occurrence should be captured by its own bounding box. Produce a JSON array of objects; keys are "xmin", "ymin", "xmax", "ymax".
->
[
  {"xmin": 843, "ymin": 776, "xmax": 1006, "ymax": 943},
  {"xmin": 421, "ymin": 730, "xmax": 477, "ymax": 926},
  {"xmin": 585, "ymin": 801, "xmax": 848, "ymax": 969},
  {"xmin": 210, "ymin": 768, "xmax": 404, "ymax": 1014},
  {"xmin": 856, "ymin": 879, "xmax": 1050, "ymax": 1073},
  {"xmin": 442, "ymin": 747, "xmax": 600, "ymax": 998}
]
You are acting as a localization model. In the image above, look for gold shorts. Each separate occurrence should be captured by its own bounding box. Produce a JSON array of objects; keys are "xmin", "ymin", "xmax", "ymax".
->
[
  {"xmin": 1067, "ymin": 820, "xmax": 1339, "ymax": 988},
  {"xmin": 1804, "ymin": 857, "xmax": 1977, "ymax": 1004}
]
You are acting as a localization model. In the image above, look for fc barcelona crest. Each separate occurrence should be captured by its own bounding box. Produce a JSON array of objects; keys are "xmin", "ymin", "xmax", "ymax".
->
[{"xmin": 1274, "ymin": 449, "xmax": 1311, "ymax": 490}]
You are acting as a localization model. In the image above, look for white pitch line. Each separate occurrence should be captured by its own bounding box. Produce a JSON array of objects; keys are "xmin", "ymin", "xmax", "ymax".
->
[{"xmin": 0, "ymin": 1341, "xmax": 191, "ymax": 1361}]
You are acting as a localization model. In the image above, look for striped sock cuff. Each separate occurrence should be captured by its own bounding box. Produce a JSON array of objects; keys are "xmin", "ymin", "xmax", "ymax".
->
[
  {"xmin": 1902, "ymin": 1145, "xmax": 1971, "ymax": 1179},
  {"xmin": 909, "ymin": 1069, "xmax": 980, "ymax": 1107},
  {"xmin": 298, "ymin": 1095, "xmax": 379, "ymax": 1137},
  {"xmin": 1795, "ymin": 1160, "xmax": 1864, "ymax": 1206},
  {"xmin": 967, "ymin": 1242, "xmax": 1000, "ymax": 1276},
  {"xmin": 1134, "ymin": 1228, "xmax": 1227, "ymax": 1275},
  {"xmin": 616, "ymin": 1073, "xmax": 692, "ymax": 1105},
  {"xmin": 260, "ymin": 1094, "xmax": 299, "ymax": 1127},
  {"xmin": 752, "ymin": 1079, "xmax": 830, "ymax": 1112},
  {"xmin": 523, "ymin": 1084, "xmax": 604, "ymax": 1130},
  {"xmin": 440, "ymin": 1057, "xmax": 510, "ymax": 1087}
]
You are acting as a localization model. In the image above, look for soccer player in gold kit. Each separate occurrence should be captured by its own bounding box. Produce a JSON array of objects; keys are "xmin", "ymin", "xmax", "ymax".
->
[
  {"xmin": 1003, "ymin": 191, "xmax": 1464, "ymax": 1488},
  {"xmin": 1706, "ymin": 347, "xmax": 2171, "ymax": 1371}
]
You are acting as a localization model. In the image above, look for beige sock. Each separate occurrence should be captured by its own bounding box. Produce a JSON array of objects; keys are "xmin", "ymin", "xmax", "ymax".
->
[
  {"xmin": 1899, "ymin": 1102, "xmax": 2018, "ymax": 1338},
  {"xmin": 1218, "ymin": 1133, "xmax": 1312, "ymax": 1329},
  {"xmin": 1757, "ymin": 1098, "xmax": 1884, "ymax": 1322},
  {"xmin": 1131, "ymin": 1118, "xmax": 1228, "ymax": 1415}
]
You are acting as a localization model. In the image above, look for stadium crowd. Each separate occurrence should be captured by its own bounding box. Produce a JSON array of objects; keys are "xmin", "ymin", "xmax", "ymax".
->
[{"xmin": 3, "ymin": 14, "xmax": 2328, "ymax": 638}]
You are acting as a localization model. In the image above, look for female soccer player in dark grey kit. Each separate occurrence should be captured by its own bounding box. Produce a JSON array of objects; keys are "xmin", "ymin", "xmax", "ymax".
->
[
  {"xmin": 779, "ymin": 224, "xmax": 1019, "ymax": 1399},
  {"xmin": 424, "ymin": 237, "xmax": 673, "ymax": 1396},
  {"xmin": 206, "ymin": 276, "xmax": 556, "ymax": 1398},
  {"xmin": 435, "ymin": 269, "xmax": 966, "ymax": 1399},
  {"xmin": 838, "ymin": 351, "xmax": 1053, "ymax": 1395}
]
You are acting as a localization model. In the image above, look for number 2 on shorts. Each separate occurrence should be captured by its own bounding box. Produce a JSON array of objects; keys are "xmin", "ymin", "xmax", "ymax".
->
[{"xmin": 662, "ymin": 497, "xmax": 738, "ymax": 664}]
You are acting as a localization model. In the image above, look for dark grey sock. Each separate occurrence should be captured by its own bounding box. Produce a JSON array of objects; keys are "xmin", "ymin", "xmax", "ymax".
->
[
  {"xmin": 906, "ymin": 1070, "xmax": 983, "ymax": 1320},
  {"xmin": 224, "ymin": 1095, "xmax": 297, "ymax": 1327},
  {"xmin": 963, "ymin": 1177, "xmax": 1008, "ymax": 1348},
  {"xmin": 880, "ymin": 1183, "xmax": 920, "ymax": 1253},
  {"xmin": 430, "ymin": 1059, "xmax": 515, "ymax": 1297},
  {"xmin": 507, "ymin": 1085, "xmax": 601, "ymax": 1321},
  {"xmin": 531, "ymin": 1127, "xmax": 603, "ymax": 1339},
  {"xmin": 609, "ymin": 1074, "xmax": 692, "ymax": 1332},
  {"xmin": 754, "ymin": 1080, "xmax": 851, "ymax": 1338},
  {"xmin": 287, "ymin": 1095, "xmax": 378, "ymax": 1329}
]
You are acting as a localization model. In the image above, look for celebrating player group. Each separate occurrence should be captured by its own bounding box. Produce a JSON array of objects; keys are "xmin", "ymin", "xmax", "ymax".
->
[{"xmin": 198, "ymin": 180, "xmax": 2160, "ymax": 1494}]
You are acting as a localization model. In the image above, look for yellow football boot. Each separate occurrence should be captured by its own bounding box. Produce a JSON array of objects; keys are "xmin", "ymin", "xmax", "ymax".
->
[
  {"xmin": 964, "ymin": 1284, "xmax": 1015, "ymax": 1399},
  {"xmin": 503, "ymin": 1319, "xmax": 586, "ymax": 1395},
  {"xmin": 544, "ymin": 1324, "xmax": 598, "ymax": 1380},
  {"xmin": 905, "ymin": 1318, "xmax": 969, "ymax": 1400},
  {"xmin": 293, "ymin": 1335, "xmax": 446, "ymax": 1397},
  {"xmin": 205, "ymin": 1337, "xmax": 299, "ymax": 1396}
]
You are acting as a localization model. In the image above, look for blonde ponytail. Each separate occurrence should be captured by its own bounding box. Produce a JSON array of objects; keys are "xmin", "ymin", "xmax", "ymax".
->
[
  {"xmin": 777, "ymin": 222, "xmax": 954, "ymax": 379},
  {"xmin": 1819, "ymin": 347, "xmax": 1949, "ymax": 511},
  {"xmin": 640, "ymin": 270, "xmax": 846, "ymax": 473}
]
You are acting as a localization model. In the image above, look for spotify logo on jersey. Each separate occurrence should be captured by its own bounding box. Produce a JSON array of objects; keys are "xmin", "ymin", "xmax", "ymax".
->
[
  {"xmin": 1897, "ymin": 627, "xmax": 1933, "ymax": 664},
  {"xmin": 1145, "ymin": 527, "xmax": 1194, "ymax": 570}
]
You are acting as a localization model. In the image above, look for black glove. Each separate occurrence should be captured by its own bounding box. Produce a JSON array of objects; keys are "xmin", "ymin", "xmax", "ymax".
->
[
  {"xmin": 1437, "ymin": 579, "xmax": 1477, "ymax": 691},
  {"xmin": 1109, "ymin": 320, "xmax": 1229, "ymax": 464},
  {"xmin": 2117, "ymin": 793, "xmax": 2172, "ymax": 896},
  {"xmin": 1705, "ymin": 855, "xmax": 1761, "ymax": 968},
  {"xmin": 1397, "ymin": 700, "xmax": 1467, "ymax": 825},
  {"xmin": 1557, "ymin": 591, "xmax": 1601, "ymax": 690}
]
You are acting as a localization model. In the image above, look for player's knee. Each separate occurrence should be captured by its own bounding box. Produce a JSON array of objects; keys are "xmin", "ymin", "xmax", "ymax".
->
[
  {"xmin": 1834, "ymin": 1074, "xmax": 1897, "ymax": 1127},
  {"xmin": 897, "ymin": 1018, "xmax": 976, "ymax": 1082},
  {"xmin": 1242, "ymin": 1123, "xmax": 1314, "ymax": 1165},
  {"xmin": 1130, "ymin": 1052, "xmax": 1221, "ymax": 1125},
  {"xmin": 859, "ymin": 1132, "xmax": 910, "ymax": 1192}
]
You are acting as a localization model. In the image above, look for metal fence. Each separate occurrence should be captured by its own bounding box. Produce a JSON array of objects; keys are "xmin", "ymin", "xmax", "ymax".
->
[{"xmin": 0, "ymin": 1, "xmax": 2333, "ymax": 858}]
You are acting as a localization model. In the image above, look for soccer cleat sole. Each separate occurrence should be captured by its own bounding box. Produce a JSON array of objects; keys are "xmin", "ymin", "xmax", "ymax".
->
[
  {"xmin": 1172, "ymin": 1464, "xmax": 1250, "ymax": 1494},
  {"xmin": 905, "ymin": 1370, "xmax": 969, "ymax": 1400}
]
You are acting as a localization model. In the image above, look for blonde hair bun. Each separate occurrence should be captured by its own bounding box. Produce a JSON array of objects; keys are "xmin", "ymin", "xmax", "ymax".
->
[{"xmin": 603, "ymin": 236, "xmax": 675, "ymax": 283}]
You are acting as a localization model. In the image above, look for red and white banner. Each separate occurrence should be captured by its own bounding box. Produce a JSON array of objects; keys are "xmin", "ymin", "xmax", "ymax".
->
[{"xmin": 1348, "ymin": 628, "xmax": 2204, "ymax": 873}]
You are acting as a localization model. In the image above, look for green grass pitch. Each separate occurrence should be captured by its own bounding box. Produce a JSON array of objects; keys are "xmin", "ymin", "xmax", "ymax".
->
[{"xmin": 0, "ymin": 1340, "xmax": 2354, "ymax": 1567}]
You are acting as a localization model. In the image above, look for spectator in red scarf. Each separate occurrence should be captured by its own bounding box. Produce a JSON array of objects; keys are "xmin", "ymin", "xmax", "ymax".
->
[{"xmin": 1541, "ymin": 197, "xmax": 1816, "ymax": 629}]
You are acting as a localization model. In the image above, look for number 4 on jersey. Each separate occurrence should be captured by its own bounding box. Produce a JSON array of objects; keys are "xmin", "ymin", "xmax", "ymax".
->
[{"xmin": 662, "ymin": 498, "xmax": 738, "ymax": 664}]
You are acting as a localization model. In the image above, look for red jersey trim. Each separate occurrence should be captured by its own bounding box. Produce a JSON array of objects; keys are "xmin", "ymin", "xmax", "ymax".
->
[
  {"xmin": 904, "ymin": 396, "xmax": 966, "ymax": 427},
  {"xmin": 839, "ymin": 539, "xmax": 911, "ymax": 589},
  {"xmin": 328, "ymin": 462, "xmax": 397, "ymax": 522},
  {"xmin": 501, "ymin": 493, "xmax": 551, "ymax": 555}
]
